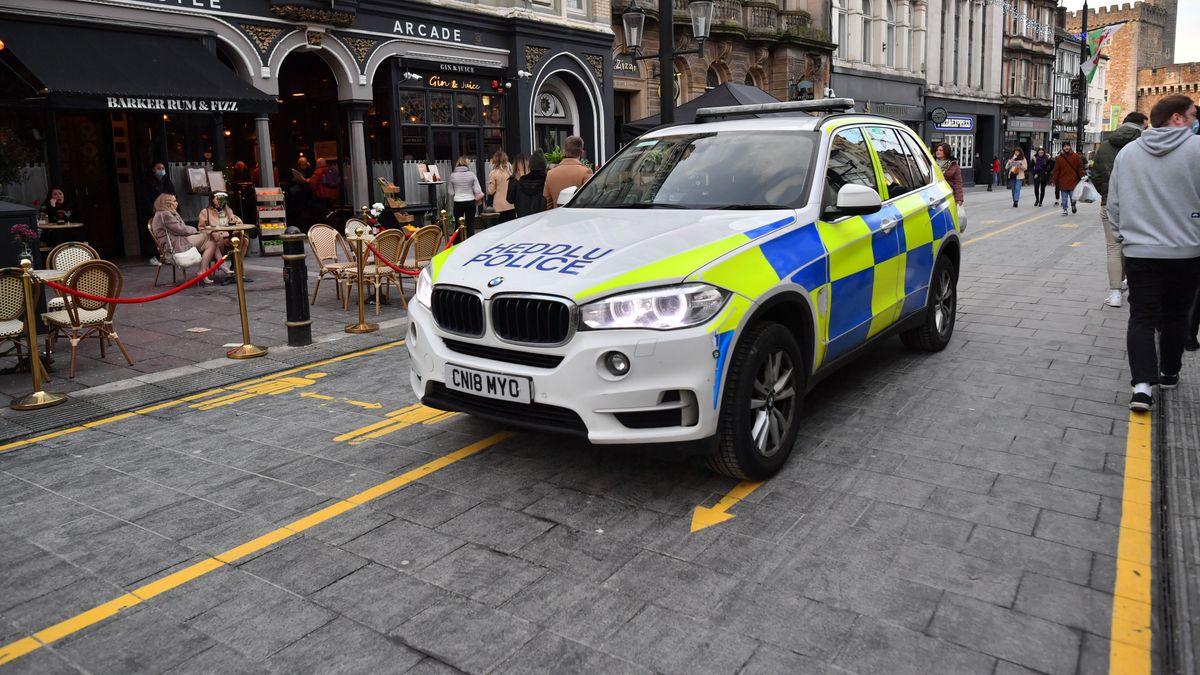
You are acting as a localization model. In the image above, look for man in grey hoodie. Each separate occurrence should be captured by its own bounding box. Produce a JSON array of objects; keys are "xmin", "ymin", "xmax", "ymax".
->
[
  {"xmin": 1108, "ymin": 95, "xmax": 1200, "ymax": 411},
  {"xmin": 1090, "ymin": 111, "xmax": 1148, "ymax": 308}
]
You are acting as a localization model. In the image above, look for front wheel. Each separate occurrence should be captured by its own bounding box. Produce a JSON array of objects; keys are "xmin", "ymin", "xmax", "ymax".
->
[
  {"xmin": 707, "ymin": 323, "xmax": 805, "ymax": 480},
  {"xmin": 900, "ymin": 254, "xmax": 957, "ymax": 351}
]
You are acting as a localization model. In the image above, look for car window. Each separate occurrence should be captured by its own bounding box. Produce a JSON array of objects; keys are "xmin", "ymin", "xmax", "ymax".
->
[
  {"xmin": 824, "ymin": 127, "xmax": 878, "ymax": 208},
  {"xmin": 898, "ymin": 130, "xmax": 933, "ymax": 186},
  {"xmin": 866, "ymin": 126, "xmax": 923, "ymax": 198},
  {"xmin": 570, "ymin": 130, "xmax": 818, "ymax": 210}
]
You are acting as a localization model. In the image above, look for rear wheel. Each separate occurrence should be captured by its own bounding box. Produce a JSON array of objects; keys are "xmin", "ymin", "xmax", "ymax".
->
[
  {"xmin": 900, "ymin": 255, "xmax": 957, "ymax": 352},
  {"xmin": 707, "ymin": 323, "xmax": 805, "ymax": 480}
]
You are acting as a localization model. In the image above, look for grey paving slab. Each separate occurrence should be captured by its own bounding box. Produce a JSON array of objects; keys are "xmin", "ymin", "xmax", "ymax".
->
[
  {"xmin": 267, "ymin": 617, "xmax": 423, "ymax": 674},
  {"xmin": 310, "ymin": 563, "xmax": 447, "ymax": 634},
  {"xmin": 833, "ymin": 616, "xmax": 995, "ymax": 675},
  {"xmin": 237, "ymin": 536, "xmax": 368, "ymax": 596},
  {"xmin": 414, "ymin": 543, "xmax": 547, "ymax": 607},
  {"xmin": 392, "ymin": 595, "xmax": 539, "ymax": 675},
  {"xmin": 602, "ymin": 549, "xmax": 742, "ymax": 619},
  {"xmin": 929, "ymin": 592, "xmax": 1080, "ymax": 675},
  {"xmin": 604, "ymin": 603, "xmax": 760, "ymax": 675},
  {"xmin": 494, "ymin": 630, "xmax": 651, "ymax": 675},
  {"xmin": 512, "ymin": 524, "xmax": 641, "ymax": 583},
  {"xmin": 55, "ymin": 607, "xmax": 218, "ymax": 675},
  {"xmin": 162, "ymin": 644, "xmax": 273, "ymax": 675},
  {"xmin": 341, "ymin": 517, "xmax": 465, "ymax": 573},
  {"xmin": 183, "ymin": 580, "xmax": 335, "ymax": 660},
  {"xmin": 499, "ymin": 572, "xmax": 644, "ymax": 649}
]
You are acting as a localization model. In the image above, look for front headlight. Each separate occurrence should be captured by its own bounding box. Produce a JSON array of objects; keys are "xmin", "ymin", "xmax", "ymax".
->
[
  {"xmin": 580, "ymin": 284, "xmax": 730, "ymax": 330},
  {"xmin": 415, "ymin": 267, "xmax": 433, "ymax": 308}
]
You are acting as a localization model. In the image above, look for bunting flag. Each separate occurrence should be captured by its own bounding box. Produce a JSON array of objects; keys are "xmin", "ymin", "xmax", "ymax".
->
[{"xmin": 1081, "ymin": 23, "xmax": 1124, "ymax": 83}]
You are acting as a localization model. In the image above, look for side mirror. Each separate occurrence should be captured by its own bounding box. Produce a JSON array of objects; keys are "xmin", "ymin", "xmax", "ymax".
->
[
  {"xmin": 824, "ymin": 184, "xmax": 882, "ymax": 219},
  {"xmin": 557, "ymin": 185, "xmax": 578, "ymax": 206}
]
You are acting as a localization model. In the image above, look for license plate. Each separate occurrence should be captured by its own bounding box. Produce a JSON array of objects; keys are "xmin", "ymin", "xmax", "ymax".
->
[{"xmin": 444, "ymin": 364, "xmax": 531, "ymax": 404}]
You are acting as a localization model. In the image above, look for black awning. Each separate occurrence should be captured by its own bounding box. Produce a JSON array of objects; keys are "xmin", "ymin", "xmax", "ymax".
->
[{"xmin": 0, "ymin": 19, "xmax": 276, "ymax": 114}]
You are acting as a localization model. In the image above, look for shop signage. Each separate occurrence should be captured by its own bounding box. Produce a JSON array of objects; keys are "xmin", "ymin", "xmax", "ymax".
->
[
  {"xmin": 393, "ymin": 20, "xmax": 462, "ymax": 43},
  {"xmin": 933, "ymin": 114, "xmax": 975, "ymax": 132},
  {"xmin": 1008, "ymin": 115, "xmax": 1052, "ymax": 133},
  {"xmin": 106, "ymin": 96, "xmax": 240, "ymax": 112},
  {"xmin": 427, "ymin": 75, "xmax": 481, "ymax": 91},
  {"xmin": 439, "ymin": 64, "xmax": 477, "ymax": 74},
  {"xmin": 119, "ymin": 0, "xmax": 248, "ymax": 13},
  {"xmin": 613, "ymin": 53, "xmax": 639, "ymax": 77}
]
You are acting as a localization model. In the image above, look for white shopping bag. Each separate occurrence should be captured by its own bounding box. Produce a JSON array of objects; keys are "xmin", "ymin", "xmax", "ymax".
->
[{"xmin": 1072, "ymin": 177, "xmax": 1099, "ymax": 204}]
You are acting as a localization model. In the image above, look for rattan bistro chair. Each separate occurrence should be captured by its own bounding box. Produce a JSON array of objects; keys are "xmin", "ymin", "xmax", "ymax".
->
[
  {"xmin": 147, "ymin": 219, "xmax": 194, "ymax": 286},
  {"xmin": 42, "ymin": 260, "xmax": 134, "ymax": 378},
  {"xmin": 45, "ymin": 242, "xmax": 99, "ymax": 312},
  {"xmin": 345, "ymin": 229, "xmax": 407, "ymax": 314},
  {"xmin": 0, "ymin": 268, "xmax": 34, "ymax": 369},
  {"xmin": 307, "ymin": 223, "xmax": 357, "ymax": 305}
]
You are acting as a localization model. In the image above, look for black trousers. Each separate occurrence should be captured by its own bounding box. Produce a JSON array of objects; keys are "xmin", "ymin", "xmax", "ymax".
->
[
  {"xmin": 1189, "ymin": 282, "xmax": 1200, "ymax": 341},
  {"xmin": 1031, "ymin": 174, "xmax": 1048, "ymax": 204},
  {"xmin": 1125, "ymin": 256, "xmax": 1200, "ymax": 385},
  {"xmin": 453, "ymin": 201, "xmax": 477, "ymax": 238}
]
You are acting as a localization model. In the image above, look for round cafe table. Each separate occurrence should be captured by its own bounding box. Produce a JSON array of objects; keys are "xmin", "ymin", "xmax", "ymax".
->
[{"xmin": 37, "ymin": 222, "xmax": 86, "ymax": 251}]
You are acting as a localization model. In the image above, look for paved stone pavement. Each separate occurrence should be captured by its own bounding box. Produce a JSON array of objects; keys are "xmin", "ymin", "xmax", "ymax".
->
[{"xmin": 0, "ymin": 189, "xmax": 1182, "ymax": 674}]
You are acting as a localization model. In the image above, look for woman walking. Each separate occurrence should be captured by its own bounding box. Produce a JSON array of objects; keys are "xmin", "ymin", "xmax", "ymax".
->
[
  {"xmin": 1005, "ymin": 148, "xmax": 1028, "ymax": 207},
  {"xmin": 1030, "ymin": 147, "xmax": 1051, "ymax": 206},
  {"xmin": 447, "ymin": 156, "xmax": 484, "ymax": 237},
  {"xmin": 486, "ymin": 151, "xmax": 516, "ymax": 224},
  {"xmin": 934, "ymin": 143, "xmax": 964, "ymax": 208}
]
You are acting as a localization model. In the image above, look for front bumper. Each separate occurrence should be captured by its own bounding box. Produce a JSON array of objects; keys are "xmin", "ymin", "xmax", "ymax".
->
[{"xmin": 406, "ymin": 300, "xmax": 723, "ymax": 443}]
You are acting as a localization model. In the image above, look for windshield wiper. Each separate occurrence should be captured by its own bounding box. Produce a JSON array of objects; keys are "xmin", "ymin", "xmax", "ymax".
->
[
  {"xmin": 584, "ymin": 202, "xmax": 691, "ymax": 209},
  {"xmin": 714, "ymin": 204, "xmax": 791, "ymax": 210}
]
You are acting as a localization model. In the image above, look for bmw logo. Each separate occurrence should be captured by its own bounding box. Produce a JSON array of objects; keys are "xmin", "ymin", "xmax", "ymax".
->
[{"xmin": 488, "ymin": 277, "xmax": 504, "ymax": 288}]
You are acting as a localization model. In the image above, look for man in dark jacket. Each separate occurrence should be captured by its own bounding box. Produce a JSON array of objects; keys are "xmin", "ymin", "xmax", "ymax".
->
[
  {"xmin": 509, "ymin": 151, "xmax": 548, "ymax": 218},
  {"xmin": 1090, "ymin": 111, "xmax": 1148, "ymax": 308}
]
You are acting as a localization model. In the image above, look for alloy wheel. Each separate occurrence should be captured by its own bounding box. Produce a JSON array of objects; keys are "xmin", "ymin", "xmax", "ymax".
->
[
  {"xmin": 933, "ymin": 268, "xmax": 955, "ymax": 337},
  {"xmin": 749, "ymin": 350, "xmax": 796, "ymax": 458}
]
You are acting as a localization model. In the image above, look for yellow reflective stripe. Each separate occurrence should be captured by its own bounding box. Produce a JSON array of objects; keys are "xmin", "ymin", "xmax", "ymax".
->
[
  {"xmin": 430, "ymin": 249, "xmax": 451, "ymax": 282},
  {"xmin": 818, "ymin": 218, "xmax": 874, "ymax": 281},
  {"xmin": 904, "ymin": 205, "xmax": 934, "ymax": 250},
  {"xmin": 698, "ymin": 246, "xmax": 780, "ymax": 301},
  {"xmin": 712, "ymin": 295, "xmax": 753, "ymax": 334},
  {"xmin": 576, "ymin": 233, "xmax": 750, "ymax": 300}
]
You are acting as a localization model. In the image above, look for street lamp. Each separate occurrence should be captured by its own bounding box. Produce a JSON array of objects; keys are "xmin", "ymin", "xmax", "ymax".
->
[{"xmin": 622, "ymin": 0, "xmax": 714, "ymax": 125}]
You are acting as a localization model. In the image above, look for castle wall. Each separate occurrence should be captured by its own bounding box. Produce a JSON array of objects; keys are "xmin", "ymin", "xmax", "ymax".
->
[{"xmin": 1137, "ymin": 62, "xmax": 1200, "ymax": 116}]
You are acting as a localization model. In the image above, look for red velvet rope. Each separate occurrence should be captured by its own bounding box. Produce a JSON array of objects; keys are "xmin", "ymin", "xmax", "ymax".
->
[
  {"xmin": 444, "ymin": 229, "xmax": 460, "ymax": 248},
  {"xmin": 43, "ymin": 256, "xmax": 229, "ymax": 304},
  {"xmin": 365, "ymin": 242, "xmax": 420, "ymax": 276}
]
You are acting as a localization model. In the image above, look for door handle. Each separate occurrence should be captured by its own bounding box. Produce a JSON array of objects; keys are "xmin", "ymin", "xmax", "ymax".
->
[
  {"xmin": 927, "ymin": 195, "xmax": 947, "ymax": 211},
  {"xmin": 880, "ymin": 218, "xmax": 900, "ymax": 233}
]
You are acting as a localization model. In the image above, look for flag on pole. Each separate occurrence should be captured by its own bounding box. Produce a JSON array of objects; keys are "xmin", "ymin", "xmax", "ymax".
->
[{"xmin": 1081, "ymin": 23, "xmax": 1124, "ymax": 83}]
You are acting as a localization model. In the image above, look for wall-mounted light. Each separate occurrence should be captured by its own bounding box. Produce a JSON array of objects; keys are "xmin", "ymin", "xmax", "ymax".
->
[
  {"xmin": 402, "ymin": 71, "xmax": 422, "ymax": 81},
  {"xmin": 516, "ymin": 70, "xmax": 533, "ymax": 80}
]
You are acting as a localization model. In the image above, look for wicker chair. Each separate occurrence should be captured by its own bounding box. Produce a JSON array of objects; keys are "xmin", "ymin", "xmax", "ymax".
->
[
  {"xmin": 345, "ymin": 229, "xmax": 407, "ymax": 314},
  {"xmin": 0, "ymin": 268, "xmax": 34, "ymax": 372},
  {"xmin": 42, "ymin": 259, "xmax": 133, "ymax": 378},
  {"xmin": 45, "ymin": 242, "xmax": 99, "ymax": 312},
  {"xmin": 147, "ymin": 219, "xmax": 194, "ymax": 286},
  {"xmin": 307, "ymin": 223, "xmax": 357, "ymax": 305}
]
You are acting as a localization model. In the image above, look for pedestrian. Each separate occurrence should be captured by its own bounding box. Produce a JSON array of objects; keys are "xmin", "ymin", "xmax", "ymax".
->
[
  {"xmin": 142, "ymin": 162, "xmax": 175, "ymax": 223},
  {"xmin": 989, "ymin": 156, "xmax": 1000, "ymax": 191},
  {"xmin": 933, "ymin": 143, "xmax": 964, "ymax": 208},
  {"xmin": 1050, "ymin": 142, "xmax": 1086, "ymax": 215},
  {"xmin": 1107, "ymin": 94, "xmax": 1200, "ymax": 410},
  {"xmin": 486, "ymin": 150, "xmax": 516, "ymax": 224},
  {"xmin": 1089, "ymin": 111, "xmax": 1148, "ymax": 308},
  {"xmin": 448, "ymin": 156, "xmax": 484, "ymax": 237},
  {"xmin": 307, "ymin": 157, "xmax": 340, "ymax": 216},
  {"xmin": 1030, "ymin": 147, "xmax": 1051, "ymax": 206},
  {"xmin": 544, "ymin": 135, "xmax": 593, "ymax": 209},
  {"xmin": 510, "ymin": 151, "xmax": 548, "ymax": 218},
  {"xmin": 1188, "ymin": 286, "xmax": 1200, "ymax": 352},
  {"xmin": 1005, "ymin": 148, "xmax": 1027, "ymax": 207}
]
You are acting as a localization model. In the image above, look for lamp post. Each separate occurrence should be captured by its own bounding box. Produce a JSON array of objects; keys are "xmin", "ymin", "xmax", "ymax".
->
[
  {"xmin": 622, "ymin": 0, "xmax": 714, "ymax": 126},
  {"xmin": 1076, "ymin": 0, "xmax": 1088, "ymax": 153}
]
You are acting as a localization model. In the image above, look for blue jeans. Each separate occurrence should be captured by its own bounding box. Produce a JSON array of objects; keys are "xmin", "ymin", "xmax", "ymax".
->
[
  {"xmin": 992, "ymin": 171, "xmax": 1000, "ymax": 186},
  {"xmin": 1010, "ymin": 178, "xmax": 1023, "ymax": 203},
  {"xmin": 1060, "ymin": 190, "xmax": 1075, "ymax": 211}
]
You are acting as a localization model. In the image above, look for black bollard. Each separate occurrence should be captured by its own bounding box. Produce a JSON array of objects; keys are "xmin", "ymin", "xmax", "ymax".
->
[{"xmin": 281, "ymin": 226, "xmax": 313, "ymax": 347}]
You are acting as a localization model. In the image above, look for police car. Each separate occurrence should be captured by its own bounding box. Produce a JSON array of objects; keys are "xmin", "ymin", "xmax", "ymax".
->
[{"xmin": 408, "ymin": 99, "xmax": 962, "ymax": 479}]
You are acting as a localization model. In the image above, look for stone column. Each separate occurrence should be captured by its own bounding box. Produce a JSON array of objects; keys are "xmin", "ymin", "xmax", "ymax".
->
[
  {"xmin": 254, "ymin": 116, "xmax": 275, "ymax": 188},
  {"xmin": 912, "ymin": 0, "xmax": 928, "ymax": 78},
  {"xmin": 343, "ymin": 101, "xmax": 370, "ymax": 210},
  {"xmin": 970, "ymin": 0, "xmax": 983, "ymax": 88},
  {"xmin": 848, "ymin": 0, "xmax": 865, "ymax": 64}
]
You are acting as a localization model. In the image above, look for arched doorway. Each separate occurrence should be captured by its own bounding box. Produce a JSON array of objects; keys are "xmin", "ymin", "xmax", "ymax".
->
[
  {"xmin": 276, "ymin": 51, "xmax": 349, "ymax": 229},
  {"xmin": 534, "ymin": 80, "xmax": 576, "ymax": 155}
]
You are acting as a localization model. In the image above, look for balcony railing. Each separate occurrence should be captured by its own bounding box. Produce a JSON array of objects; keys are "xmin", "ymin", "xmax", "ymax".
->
[{"xmin": 612, "ymin": 1, "xmax": 828, "ymax": 44}]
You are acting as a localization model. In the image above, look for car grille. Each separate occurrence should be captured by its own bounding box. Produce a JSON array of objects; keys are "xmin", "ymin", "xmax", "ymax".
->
[
  {"xmin": 424, "ymin": 382, "xmax": 587, "ymax": 437},
  {"xmin": 491, "ymin": 296, "xmax": 574, "ymax": 345},
  {"xmin": 443, "ymin": 339, "xmax": 564, "ymax": 369},
  {"xmin": 432, "ymin": 288, "xmax": 484, "ymax": 337}
]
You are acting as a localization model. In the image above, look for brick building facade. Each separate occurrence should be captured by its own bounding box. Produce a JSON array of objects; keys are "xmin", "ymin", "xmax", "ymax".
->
[
  {"xmin": 1066, "ymin": 0, "xmax": 1176, "ymax": 130},
  {"xmin": 1137, "ymin": 62, "xmax": 1200, "ymax": 116}
]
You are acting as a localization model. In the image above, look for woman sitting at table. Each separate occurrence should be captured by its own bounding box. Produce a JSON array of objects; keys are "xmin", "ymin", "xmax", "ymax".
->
[
  {"xmin": 197, "ymin": 192, "xmax": 252, "ymax": 283},
  {"xmin": 151, "ymin": 193, "xmax": 222, "ymax": 285},
  {"xmin": 40, "ymin": 187, "xmax": 73, "ymax": 224}
]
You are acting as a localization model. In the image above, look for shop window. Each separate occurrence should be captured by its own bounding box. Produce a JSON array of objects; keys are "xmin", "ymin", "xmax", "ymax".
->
[
  {"xmin": 430, "ymin": 92, "xmax": 453, "ymax": 125},
  {"xmin": 482, "ymin": 94, "xmax": 503, "ymax": 126},
  {"xmin": 566, "ymin": 0, "xmax": 585, "ymax": 12},
  {"xmin": 399, "ymin": 91, "xmax": 425, "ymax": 124},
  {"xmin": 833, "ymin": 0, "xmax": 847, "ymax": 60},
  {"xmin": 401, "ymin": 125, "xmax": 426, "ymax": 161},
  {"xmin": 535, "ymin": 93, "xmax": 567, "ymax": 119},
  {"xmin": 455, "ymin": 94, "xmax": 479, "ymax": 125},
  {"xmin": 861, "ymin": 0, "xmax": 873, "ymax": 64}
]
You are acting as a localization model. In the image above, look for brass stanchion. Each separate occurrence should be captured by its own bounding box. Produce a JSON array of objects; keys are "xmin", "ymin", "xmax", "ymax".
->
[
  {"xmin": 12, "ymin": 260, "xmax": 66, "ymax": 410},
  {"xmin": 440, "ymin": 209, "xmax": 449, "ymax": 237},
  {"xmin": 344, "ymin": 227, "xmax": 378, "ymax": 334},
  {"xmin": 226, "ymin": 236, "xmax": 268, "ymax": 359}
]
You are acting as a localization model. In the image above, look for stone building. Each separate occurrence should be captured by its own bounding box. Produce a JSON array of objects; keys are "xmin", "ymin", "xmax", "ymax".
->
[
  {"xmin": 1065, "ymin": 0, "xmax": 1177, "ymax": 129},
  {"xmin": 610, "ymin": 0, "xmax": 834, "ymax": 142},
  {"xmin": 1001, "ymin": 0, "xmax": 1058, "ymax": 157},
  {"xmin": 830, "ymin": 0, "xmax": 927, "ymax": 129},
  {"xmin": 1136, "ymin": 62, "xmax": 1200, "ymax": 117},
  {"xmin": 923, "ymin": 0, "xmax": 1005, "ymax": 186}
]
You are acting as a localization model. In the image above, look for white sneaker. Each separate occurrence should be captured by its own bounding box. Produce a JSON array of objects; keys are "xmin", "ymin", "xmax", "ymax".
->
[
  {"xmin": 149, "ymin": 256, "xmax": 161, "ymax": 266},
  {"xmin": 1121, "ymin": 279, "xmax": 1128, "ymax": 291},
  {"xmin": 1104, "ymin": 289, "xmax": 1122, "ymax": 308}
]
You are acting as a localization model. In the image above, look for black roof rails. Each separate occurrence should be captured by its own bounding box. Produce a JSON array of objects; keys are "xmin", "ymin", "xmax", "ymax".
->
[{"xmin": 694, "ymin": 98, "xmax": 857, "ymax": 123}]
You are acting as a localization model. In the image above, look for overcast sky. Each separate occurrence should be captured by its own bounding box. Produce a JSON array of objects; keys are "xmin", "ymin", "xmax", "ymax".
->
[{"xmin": 1057, "ymin": 0, "xmax": 1198, "ymax": 63}]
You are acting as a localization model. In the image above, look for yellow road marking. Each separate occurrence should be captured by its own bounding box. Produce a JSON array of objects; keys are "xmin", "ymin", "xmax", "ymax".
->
[
  {"xmin": 345, "ymin": 399, "xmax": 383, "ymax": 410},
  {"xmin": 190, "ymin": 373, "xmax": 328, "ymax": 411},
  {"xmin": 1058, "ymin": 223, "xmax": 1079, "ymax": 229},
  {"xmin": 0, "ymin": 430, "xmax": 513, "ymax": 666},
  {"xmin": 691, "ymin": 480, "xmax": 765, "ymax": 532},
  {"xmin": 299, "ymin": 392, "xmax": 335, "ymax": 401},
  {"xmin": 962, "ymin": 210, "xmax": 1059, "ymax": 248},
  {"xmin": 1110, "ymin": 411, "xmax": 1153, "ymax": 674},
  {"xmin": 0, "ymin": 341, "xmax": 403, "ymax": 456},
  {"xmin": 1071, "ymin": 241, "xmax": 1083, "ymax": 247},
  {"xmin": 334, "ymin": 404, "xmax": 457, "ymax": 444}
]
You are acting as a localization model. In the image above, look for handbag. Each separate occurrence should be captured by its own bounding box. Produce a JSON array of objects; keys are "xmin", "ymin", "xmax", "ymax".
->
[
  {"xmin": 1072, "ymin": 177, "xmax": 1099, "ymax": 204},
  {"xmin": 172, "ymin": 246, "xmax": 202, "ymax": 268}
]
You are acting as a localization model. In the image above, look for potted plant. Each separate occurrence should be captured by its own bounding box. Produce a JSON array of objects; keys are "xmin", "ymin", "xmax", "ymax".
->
[
  {"xmin": 11, "ymin": 223, "xmax": 38, "ymax": 263},
  {"xmin": 544, "ymin": 145, "xmax": 564, "ymax": 167}
]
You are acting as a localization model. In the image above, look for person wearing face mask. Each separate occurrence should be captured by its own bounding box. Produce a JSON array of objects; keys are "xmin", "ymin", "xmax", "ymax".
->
[
  {"xmin": 1029, "ymin": 148, "xmax": 1051, "ymax": 207},
  {"xmin": 1050, "ymin": 143, "xmax": 1086, "ymax": 215},
  {"xmin": 1107, "ymin": 95, "xmax": 1200, "ymax": 411},
  {"xmin": 197, "ymin": 192, "xmax": 253, "ymax": 283},
  {"xmin": 143, "ymin": 162, "xmax": 176, "ymax": 225},
  {"xmin": 1089, "ymin": 111, "xmax": 1148, "ymax": 308}
]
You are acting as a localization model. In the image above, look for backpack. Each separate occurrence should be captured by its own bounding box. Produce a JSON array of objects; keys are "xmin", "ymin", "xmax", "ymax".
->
[{"xmin": 321, "ymin": 167, "xmax": 341, "ymax": 188}]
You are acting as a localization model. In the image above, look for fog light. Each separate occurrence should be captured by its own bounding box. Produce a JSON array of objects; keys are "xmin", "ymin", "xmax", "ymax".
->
[{"xmin": 604, "ymin": 351, "xmax": 630, "ymax": 376}]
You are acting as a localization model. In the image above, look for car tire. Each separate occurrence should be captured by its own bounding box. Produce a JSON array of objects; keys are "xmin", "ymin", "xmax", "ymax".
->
[
  {"xmin": 900, "ymin": 254, "xmax": 957, "ymax": 352},
  {"xmin": 707, "ymin": 322, "xmax": 805, "ymax": 480}
]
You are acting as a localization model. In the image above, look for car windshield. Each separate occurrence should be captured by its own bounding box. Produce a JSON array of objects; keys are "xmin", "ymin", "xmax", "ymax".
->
[{"xmin": 569, "ymin": 130, "xmax": 818, "ymax": 210}]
